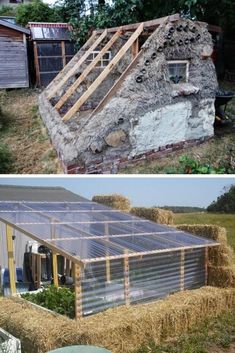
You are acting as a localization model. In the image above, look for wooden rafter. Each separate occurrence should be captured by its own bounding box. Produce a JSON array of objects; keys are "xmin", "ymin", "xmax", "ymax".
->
[
  {"xmin": 47, "ymin": 30, "xmax": 108, "ymax": 100},
  {"xmin": 90, "ymin": 50, "xmax": 143, "ymax": 117},
  {"xmin": 62, "ymin": 22, "xmax": 144, "ymax": 122},
  {"xmin": 55, "ymin": 29, "xmax": 122, "ymax": 111}
]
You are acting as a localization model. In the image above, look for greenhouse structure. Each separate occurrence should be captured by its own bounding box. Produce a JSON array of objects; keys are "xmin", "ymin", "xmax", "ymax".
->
[{"xmin": 0, "ymin": 198, "xmax": 219, "ymax": 319}]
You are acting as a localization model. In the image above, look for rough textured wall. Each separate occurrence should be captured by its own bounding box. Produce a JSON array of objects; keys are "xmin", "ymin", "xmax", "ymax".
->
[{"xmin": 39, "ymin": 18, "xmax": 218, "ymax": 173}]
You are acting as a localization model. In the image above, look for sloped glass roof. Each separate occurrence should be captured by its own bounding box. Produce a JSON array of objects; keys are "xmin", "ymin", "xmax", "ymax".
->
[{"xmin": 0, "ymin": 201, "xmax": 218, "ymax": 263}]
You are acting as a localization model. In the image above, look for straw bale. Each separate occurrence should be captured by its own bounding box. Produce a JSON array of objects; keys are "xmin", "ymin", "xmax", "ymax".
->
[
  {"xmin": 208, "ymin": 265, "xmax": 235, "ymax": 288},
  {"xmin": 92, "ymin": 194, "xmax": 131, "ymax": 211},
  {"xmin": 0, "ymin": 287, "xmax": 235, "ymax": 353},
  {"xmin": 176, "ymin": 224, "xmax": 235, "ymax": 288},
  {"xmin": 130, "ymin": 207, "xmax": 174, "ymax": 225}
]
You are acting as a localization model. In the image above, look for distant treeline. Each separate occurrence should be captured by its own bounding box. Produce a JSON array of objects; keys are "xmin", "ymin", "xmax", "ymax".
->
[
  {"xmin": 207, "ymin": 185, "xmax": 235, "ymax": 213},
  {"xmin": 158, "ymin": 206, "xmax": 206, "ymax": 213}
]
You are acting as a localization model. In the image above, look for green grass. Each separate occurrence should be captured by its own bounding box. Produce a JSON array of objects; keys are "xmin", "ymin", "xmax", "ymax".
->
[
  {"xmin": 135, "ymin": 311, "xmax": 235, "ymax": 353},
  {"xmin": 174, "ymin": 212, "xmax": 235, "ymax": 251}
]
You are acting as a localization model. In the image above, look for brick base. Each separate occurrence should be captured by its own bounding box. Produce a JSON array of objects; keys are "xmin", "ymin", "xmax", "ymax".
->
[{"xmin": 66, "ymin": 137, "xmax": 210, "ymax": 174}]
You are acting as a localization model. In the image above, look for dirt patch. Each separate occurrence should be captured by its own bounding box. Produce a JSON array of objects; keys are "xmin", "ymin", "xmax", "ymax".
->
[
  {"xmin": 0, "ymin": 89, "xmax": 62, "ymax": 174},
  {"xmin": 208, "ymin": 343, "xmax": 235, "ymax": 353}
]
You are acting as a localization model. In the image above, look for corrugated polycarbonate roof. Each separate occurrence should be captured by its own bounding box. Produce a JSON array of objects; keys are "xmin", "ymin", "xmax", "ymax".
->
[
  {"xmin": 0, "ymin": 201, "xmax": 218, "ymax": 263},
  {"xmin": 29, "ymin": 23, "xmax": 72, "ymax": 40}
]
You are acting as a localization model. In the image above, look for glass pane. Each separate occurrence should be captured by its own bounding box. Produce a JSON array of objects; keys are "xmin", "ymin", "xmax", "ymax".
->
[{"xmin": 168, "ymin": 62, "xmax": 188, "ymax": 84}]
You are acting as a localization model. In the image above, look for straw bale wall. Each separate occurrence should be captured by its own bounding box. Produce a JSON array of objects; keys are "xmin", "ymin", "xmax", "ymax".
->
[
  {"xmin": 92, "ymin": 194, "xmax": 131, "ymax": 211},
  {"xmin": 130, "ymin": 207, "xmax": 174, "ymax": 225},
  {"xmin": 0, "ymin": 287, "xmax": 235, "ymax": 353}
]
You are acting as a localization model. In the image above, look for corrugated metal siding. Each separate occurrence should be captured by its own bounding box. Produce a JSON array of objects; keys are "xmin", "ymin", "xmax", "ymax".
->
[
  {"xmin": 81, "ymin": 250, "xmax": 206, "ymax": 316},
  {"xmin": 0, "ymin": 25, "xmax": 29, "ymax": 88}
]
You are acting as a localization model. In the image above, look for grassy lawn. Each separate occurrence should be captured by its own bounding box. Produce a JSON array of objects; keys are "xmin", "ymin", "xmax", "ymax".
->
[
  {"xmin": 135, "ymin": 311, "xmax": 235, "ymax": 353},
  {"xmin": 0, "ymin": 89, "xmax": 61, "ymax": 174},
  {"xmin": 174, "ymin": 212, "xmax": 235, "ymax": 251}
]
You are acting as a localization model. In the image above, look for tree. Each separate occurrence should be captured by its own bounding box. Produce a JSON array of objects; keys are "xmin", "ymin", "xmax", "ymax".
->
[
  {"xmin": 0, "ymin": 5, "xmax": 16, "ymax": 17},
  {"xmin": 16, "ymin": 0, "xmax": 58, "ymax": 26},
  {"xmin": 207, "ymin": 185, "xmax": 235, "ymax": 213}
]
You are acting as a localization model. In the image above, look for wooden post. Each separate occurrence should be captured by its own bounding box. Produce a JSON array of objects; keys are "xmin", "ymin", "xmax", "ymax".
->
[
  {"xmin": 105, "ymin": 223, "xmax": 111, "ymax": 282},
  {"xmin": 6, "ymin": 225, "xmax": 16, "ymax": 295},
  {"xmin": 205, "ymin": 247, "xmax": 208, "ymax": 285},
  {"xmin": 36, "ymin": 254, "xmax": 42, "ymax": 289},
  {"xmin": 131, "ymin": 38, "xmax": 139, "ymax": 59},
  {"xmin": 52, "ymin": 253, "xmax": 58, "ymax": 287},
  {"xmin": 124, "ymin": 250, "xmax": 130, "ymax": 307},
  {"xmin": 74, "ymin": 263, "xmax": 83, "ymax": 319},
  {"xmin": 180, "ymin": 249, "xmax": 185, "ymax": 291},
  {"xmin": 61, "ymin": 41, "xmax": 66, "ymax": 68},
  {"xmin": 33, "ymin": 41, "xmax": 41, "ymax": 87}
]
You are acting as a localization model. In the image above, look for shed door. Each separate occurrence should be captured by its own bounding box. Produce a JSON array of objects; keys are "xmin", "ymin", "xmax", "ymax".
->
[{"xmin": 0, "ymin": 26, "xmax": 29, "ymax": 89}]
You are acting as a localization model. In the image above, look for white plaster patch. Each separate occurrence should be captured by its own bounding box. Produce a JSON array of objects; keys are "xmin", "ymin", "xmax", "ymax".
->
[
  {"xmin": 129, "ymin": 102, "xmax": 192, "ymax": 157},
  {"xmin": 201, "ymin": 98, "xmax": 215, "ymax": 136}
]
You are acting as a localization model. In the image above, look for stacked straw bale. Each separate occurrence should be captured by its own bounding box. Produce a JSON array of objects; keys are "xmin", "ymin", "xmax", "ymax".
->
[
  {"xmin": 0, "ymin": 287, "xmax": 235, "ymax": 353},
  {"xmin": 92, "ymin": 194, "xmax": 131, "ymax": 211},
  {"xmin": 130, "ymin": 207, "xmax": 174, "ymax": 225},
  {"xmin": 177, "ymin": 225, "xmax": 235, "ymax": 288}
]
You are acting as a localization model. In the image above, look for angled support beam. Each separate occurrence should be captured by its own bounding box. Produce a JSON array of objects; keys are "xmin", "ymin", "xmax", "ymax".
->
[
  {"xmin": 131, "ymin": 38, "xmax": 139, "ymax": 59},
  {"xmin": 62, "ymin": 23, "xmax": 144, "ymax": 122},
  {"xmin": 6, "ymin": 224, "xmax": 16, "ymax": 295},
  {"xmin": 55, "ymin": 29, "xmax": 122, "ymax": 111},
  {"xmin": 47, "ymin": 30, "xmax": 108, "ymax": 100}
]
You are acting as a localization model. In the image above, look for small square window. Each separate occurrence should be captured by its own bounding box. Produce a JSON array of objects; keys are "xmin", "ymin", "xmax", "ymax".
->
[
  {"xmin": 87, "ymin": 50, "xmax": 112, "ymax": 68},
  {"xmin": 168, "ymin": 60, "xmax": 189, "ymax": 84}
]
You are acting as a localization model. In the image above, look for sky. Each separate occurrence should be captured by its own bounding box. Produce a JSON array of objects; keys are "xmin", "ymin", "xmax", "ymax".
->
[{"xmin": 0, "ymin": 176, "xmax": 234, "ymax": 208}]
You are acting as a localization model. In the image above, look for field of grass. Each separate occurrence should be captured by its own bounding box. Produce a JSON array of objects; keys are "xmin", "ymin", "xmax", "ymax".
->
[{"xmin": 174, "ymin": 212, "xmax": 235, "ymax": 251}]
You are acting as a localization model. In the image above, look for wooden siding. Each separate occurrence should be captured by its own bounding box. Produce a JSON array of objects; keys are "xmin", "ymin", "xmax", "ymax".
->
[{"xmin": 0, "ymin": 26, "xmax": 29, "ymax": 88}]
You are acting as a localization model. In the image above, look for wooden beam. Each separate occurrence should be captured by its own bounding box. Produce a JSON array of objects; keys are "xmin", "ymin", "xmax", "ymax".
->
[
  {"xmin": 66, "ymin": 258, "xmax": 70, "ymax": 276},
  {"xmin": 33, "ymin": 41, "xmax": 41, "ymax": 87},
  {"xmin": 124, "ymin": 251, "xmax": 130, "ymax": 307},
  {"xmin": 105, "ymin": 222, "xmax": 111, "ymax": 282},
  {"xmin": 62, "ymin": 23, "xmax": 144, "ymax": 122},
  {"xmin": 95, "ymin": 14, "xmax": 180, "ymax": 34},
  {"xmin": 61, "ymin": 40, "xmax": 66, "ymax": 67},
  {"xmin": 47, "ymin": 30, "xmax": 108, "ymax": 100},
  {"xmin": 52, "ymin": 253, "xmax": 59, "ymax": 287},
  {"xmin": 55, "ymin": 29, "xmax": 121, "ymax": 111},
  {"xmin": 205, "ymin": 247, "xmax": 208, "ymax": 285},
  {"xmin": 90, "ymin": 50, "xmax": 143, "ymax": 116},
  {"xmin": 74, "ymin": 263, "xmax": 83, "ymax": 319},
  {"xmin": 6, "ymin": 224, "xmax": 16, "ymax": 295},
  {"xmin": 180, "ymin": 249, "xmax": 185, "ymax": 291}
]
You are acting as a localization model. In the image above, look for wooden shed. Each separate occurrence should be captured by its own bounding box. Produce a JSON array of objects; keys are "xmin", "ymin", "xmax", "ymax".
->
[
  {"xmin": 29, "ymin": 22, "xmax": 75, "ymax": 87},
  {"xmin": 0, "ymin": 19, "xmax": 30, "ymax": 89}
]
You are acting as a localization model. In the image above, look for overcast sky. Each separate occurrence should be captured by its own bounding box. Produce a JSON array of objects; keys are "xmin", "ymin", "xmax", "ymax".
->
[{"xmin": 0, "ymin": 177, "xmax": 234, "ymax": 208}]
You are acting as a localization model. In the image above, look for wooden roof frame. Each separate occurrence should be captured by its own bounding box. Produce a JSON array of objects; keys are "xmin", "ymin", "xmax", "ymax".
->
[{"xmin": 46, "ymin": 13, "xmax": 221, "ymax": 123}]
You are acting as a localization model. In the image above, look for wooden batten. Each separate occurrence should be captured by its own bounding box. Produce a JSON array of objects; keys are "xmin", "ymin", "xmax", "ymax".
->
[
  {"xmin": 47, "ymin": 30, "xmax": 108, "ymax": 100},
  {"xmin": 52, "ymin": 253, "xmax": 59, "ymax": 287},
  {"xmin": 55, "ymin": 29, "xmax": 122, "ymax": 111},
  {"xmin": 74, "ymin": 263, "xmax": 83, "ymax": 319},
  {"xmin": 180, "ymin": 249, "xmax": 185, "ymax": 291},
  {"xmin": 66, "ymin": 258, "xmax": 71, "ymax": 276},
  {"xmin": 62, "ymin": 23, "xmax": 144, "ymax": 122},
  {"xmin": 131, "ymin": 38, "xmax": 139, "ymax": 59},
  {"xmin": 205, "ymin": 247, "xmax": 209, "ymax": 285},
  {"xmin": 6, "ymin": 224, "xmax": 16, "ymax": 295},
  {"xmin": 124, "ymin": 251, "xmax": 130, "ymax": 307},
  {"xmin": 33, "ymin": 41, "xmax": 41, "ymax": 87}
]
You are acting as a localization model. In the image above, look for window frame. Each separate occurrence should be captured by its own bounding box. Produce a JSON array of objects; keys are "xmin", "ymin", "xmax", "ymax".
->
[
  {"xmin": 167, "ymin": 60, "xmax": 189, "ymax": 84},
  {"xmin": 87, "ymin": 50, "xmax": 112, "ymax": 68}
]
